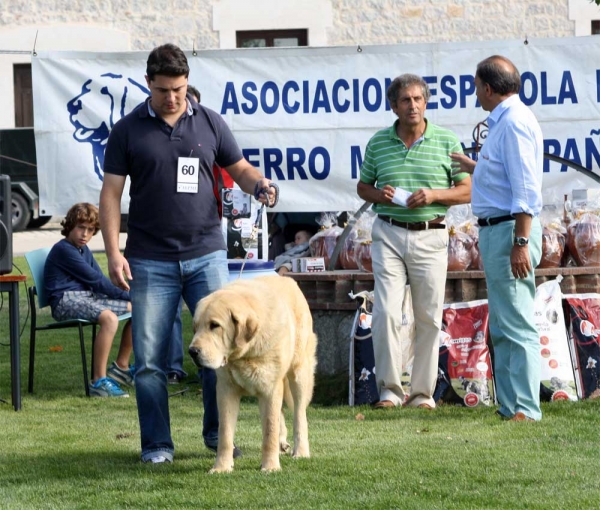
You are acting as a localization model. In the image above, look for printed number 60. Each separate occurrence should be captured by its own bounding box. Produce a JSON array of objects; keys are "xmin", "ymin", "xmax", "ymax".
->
[{"xmin": 182, "ymin": 165, "xmax": 196, "ymax": 175}]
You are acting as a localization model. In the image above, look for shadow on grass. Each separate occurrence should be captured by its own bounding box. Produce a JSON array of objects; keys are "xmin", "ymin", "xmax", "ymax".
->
[{"xmin": 312, "ymin": 370, "xmax": 348, "ymax": 406}]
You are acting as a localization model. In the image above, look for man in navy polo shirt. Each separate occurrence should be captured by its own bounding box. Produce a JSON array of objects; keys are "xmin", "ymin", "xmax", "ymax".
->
[{"xmin": 100, "ymin": 43, "xmax": 276, "ymax": 464}]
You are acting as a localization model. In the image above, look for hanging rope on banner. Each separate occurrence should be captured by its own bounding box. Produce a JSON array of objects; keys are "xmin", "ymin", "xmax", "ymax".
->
[{"xmin": 32, "ymin": 30, "xmax": 38, "ymax": 56}]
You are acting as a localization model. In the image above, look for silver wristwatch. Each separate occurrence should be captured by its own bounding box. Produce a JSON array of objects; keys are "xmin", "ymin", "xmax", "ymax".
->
[{"xmin": 513, "ymin": 236, "xmax": 529, "ymax": 247}]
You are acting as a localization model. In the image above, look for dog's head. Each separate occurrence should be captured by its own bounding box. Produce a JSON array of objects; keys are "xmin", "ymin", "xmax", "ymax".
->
[{"xmin": 188, "ymin": 288, "xmax": 260, "ymax": 370}]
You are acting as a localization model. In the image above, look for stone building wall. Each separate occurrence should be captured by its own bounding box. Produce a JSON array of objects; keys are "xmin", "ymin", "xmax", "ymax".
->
[
  {"xmin": 0, "ymin": 0, "xmax": 218, "ymax": 51},
  {"xmin": 0, "ymin": 1, "xmax": 578, "ymax": 51},
  {"xmin": 328, "ymin": 1, "xmax": 575, "ymax": 46}
]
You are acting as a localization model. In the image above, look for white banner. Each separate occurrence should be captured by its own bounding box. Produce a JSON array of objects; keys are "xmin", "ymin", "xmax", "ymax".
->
[{"xmin": 32, "ymin": 36, "xmax": 600, "ymax": 215}]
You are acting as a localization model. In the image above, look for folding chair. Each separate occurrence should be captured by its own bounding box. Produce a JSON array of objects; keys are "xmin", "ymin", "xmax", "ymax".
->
[{"xmin": 25, "ymin": 247, "xmax": 131, "ymax": 397}]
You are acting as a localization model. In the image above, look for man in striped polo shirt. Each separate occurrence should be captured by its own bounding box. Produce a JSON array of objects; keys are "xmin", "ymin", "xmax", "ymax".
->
[{"xmin": 357, "ymin": 74, "xmax": 471, "ymax": 410}]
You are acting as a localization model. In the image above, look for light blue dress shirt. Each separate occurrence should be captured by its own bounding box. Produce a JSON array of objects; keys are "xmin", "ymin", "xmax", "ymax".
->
[{"xmin": 471, "ymin": 94, "xmax": 543, "ymax": 219}]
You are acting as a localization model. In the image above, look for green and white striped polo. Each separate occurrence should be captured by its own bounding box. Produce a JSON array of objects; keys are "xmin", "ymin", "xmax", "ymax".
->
[{"xmin": 360, "ymin": 119, "xmax": 468, "ymax": 222}]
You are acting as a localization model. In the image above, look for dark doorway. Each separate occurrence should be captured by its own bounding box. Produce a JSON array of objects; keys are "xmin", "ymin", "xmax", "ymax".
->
[{"xmin": 14, "ymin": 64, "xmax": 33, "ymax": 127}]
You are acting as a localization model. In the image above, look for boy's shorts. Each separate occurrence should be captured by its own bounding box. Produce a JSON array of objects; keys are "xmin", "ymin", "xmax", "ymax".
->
[{"xmin": 52, "ymin": 290, "xmax": 130, "ymax": 322}]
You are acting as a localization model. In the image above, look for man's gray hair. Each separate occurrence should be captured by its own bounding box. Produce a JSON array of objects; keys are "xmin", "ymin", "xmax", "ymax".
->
[{"xmin": 386, "ymin": 74, "xmax": 431, "ymax": 105}]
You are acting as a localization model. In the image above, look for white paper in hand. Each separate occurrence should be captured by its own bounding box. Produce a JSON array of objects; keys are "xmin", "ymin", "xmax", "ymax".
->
[{"xmin": 391, "ymin": 187, "xmax": 411, "ymax": 207}]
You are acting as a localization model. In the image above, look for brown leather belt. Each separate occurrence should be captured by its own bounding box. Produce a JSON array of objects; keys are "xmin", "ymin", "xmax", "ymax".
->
[
  {"xmin": 477, "ymin": 215, "xmax": 514, "ymax": 227},
  {"xmin": 378, "ymin": 214, "xmax": 446, "ymax": 231}
]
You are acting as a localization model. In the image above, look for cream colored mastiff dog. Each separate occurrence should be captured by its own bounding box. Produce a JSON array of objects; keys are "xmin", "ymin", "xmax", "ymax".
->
[{"xmin": 189, "ymin": 275, "xmax": 317, "ymax": 473}]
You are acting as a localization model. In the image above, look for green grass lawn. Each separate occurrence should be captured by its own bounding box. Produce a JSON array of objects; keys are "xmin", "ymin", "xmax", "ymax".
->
[{"xmin": 1, "ymin": 255, "xmax": 599, "ymax": 509}]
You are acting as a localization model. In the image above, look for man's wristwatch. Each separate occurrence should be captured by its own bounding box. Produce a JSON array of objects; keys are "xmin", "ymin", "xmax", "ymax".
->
[{"xmin": 513, "ymin": 236, "xmax": 529, "ymax": 247}]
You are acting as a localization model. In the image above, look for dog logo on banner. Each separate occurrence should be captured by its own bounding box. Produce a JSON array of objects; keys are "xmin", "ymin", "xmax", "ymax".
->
[{"xmin": 67, "ymin": 73, "xmax": 149, "ymax": 181}]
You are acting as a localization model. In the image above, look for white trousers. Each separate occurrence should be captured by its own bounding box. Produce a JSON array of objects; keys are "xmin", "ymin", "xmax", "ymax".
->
[{"xmin": 371, "ymin": 217, "xmax": 448, "ymax": 407}]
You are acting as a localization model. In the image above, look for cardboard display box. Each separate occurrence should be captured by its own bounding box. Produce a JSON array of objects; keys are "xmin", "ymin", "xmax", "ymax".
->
[{"xmin": 292, "ymin": 257, "xmax": 326, "ymax": 273}]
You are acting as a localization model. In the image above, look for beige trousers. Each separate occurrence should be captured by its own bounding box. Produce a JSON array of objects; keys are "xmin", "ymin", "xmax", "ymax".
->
[{"xmin": 371, "ymin": 217, "xmax": 448, "ymax": 407}]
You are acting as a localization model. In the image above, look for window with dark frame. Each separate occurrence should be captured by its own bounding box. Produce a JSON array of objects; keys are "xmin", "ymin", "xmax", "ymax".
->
[
  {"xmin": 593, "ymin": 20, "xmax": 600, "ymax": 35},
  {"xmin": 236, "ymin": 29, "xmax": 308, "ymax": 48},
  {"xmin": 14, "ymin": 64, "xmax": 34, "ymax": 127}
]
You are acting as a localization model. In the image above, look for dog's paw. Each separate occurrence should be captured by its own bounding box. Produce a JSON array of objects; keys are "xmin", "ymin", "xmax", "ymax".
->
[
  {"xmin": 209, "ymin": 461, "xmax": 234, "ymax": 474},
  {"xmin": 209, "ymin": 466, "xmax": 234, "ymax": 474},
  {"xmin": 292, "ymin": 447, "xmax": 310, "ymax": 459},
  {"xmin": 279, "ymin": 440, "xmax": 291, "ymax": 454},
  {"xmin": 260, "ymin": 463, "xmax": 281, "ymax": 473}
]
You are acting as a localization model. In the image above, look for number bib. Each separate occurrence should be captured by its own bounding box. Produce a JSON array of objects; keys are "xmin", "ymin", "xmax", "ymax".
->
[{"xmin": 177, "ymin": 157, "xmax": 200, "ymax": 193}]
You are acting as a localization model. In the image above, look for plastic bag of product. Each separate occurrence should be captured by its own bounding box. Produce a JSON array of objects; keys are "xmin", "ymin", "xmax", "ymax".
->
[
  {"xmin": 566, "ymin": 212, "xmax": 600, "ymax": 267},
  {"xmin": 339, "ymin": 227, "xmax": 359, "ymax": 270},
  {"xmin": 458, "ymin": 220, "xmax": 483, "ymax": 271},
  {"xmin": 447, "ymin": 226, "xmax": 473, "ymax": 271},
  {"xmin": 348, "ymin": 291, "xmax": 378, "ymax": 406},
  {"xmin": 539, "ymin": 223, "xmax": 567, "ymax": 269},
  {"xmin": 446, "ymin": 205, "xmax": 476, "ymax": 271},
  {"xmin": 348, "ymin": 287, "xmax": 415, "ymax": 405},
  {"xmin": 353, "ymin": 240, "xmax": 372, "ymax": 272},
  {"xmin": 433, "ymin": 299, "xmax": 494, "ymax": 407},
  {"xmin": 537, "ymin": 207, "xmax": 566, "ymax": 269},
  {"xmin": 534, "ymin": 277, "xmax": 577, "ymax": 401},
  {"xmin": 564, "ymin": 293, "xmax": 600, "ymax": 399},
  {"xmin": 351, "ymin": 210, "xmax": 376, "ymax": 273},
  {"xmin": 309, "ymin": 212, "xmax": 343, "ymax": 269},
  {"xmin": 340, "ymin": 210, "xmax": 377, "ymax": 270},
  {"xmin": 468, "ymin": 232, "xmax": 484, "ymax": 270}
]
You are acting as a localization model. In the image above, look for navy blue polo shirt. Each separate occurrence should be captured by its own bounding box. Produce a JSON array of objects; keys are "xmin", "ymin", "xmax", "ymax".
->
[{"xmin": 104, "ymin": 97, "xmax": 243, "ymax": 261}]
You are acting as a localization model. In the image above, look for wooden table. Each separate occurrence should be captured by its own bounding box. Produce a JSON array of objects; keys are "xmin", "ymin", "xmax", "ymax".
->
[{"xmin": 0, "ymin": 274, "xmax": 27, "ymax": 411}]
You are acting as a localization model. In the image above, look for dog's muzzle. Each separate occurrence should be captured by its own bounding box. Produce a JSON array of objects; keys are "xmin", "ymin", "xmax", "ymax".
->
[
  {"xmin": 188, "ymin": 346, "xmax": 228, "ymax": 368},
  {"xmin": 188, "ymin": 346, "xmax": 204, "ymax": 367}
]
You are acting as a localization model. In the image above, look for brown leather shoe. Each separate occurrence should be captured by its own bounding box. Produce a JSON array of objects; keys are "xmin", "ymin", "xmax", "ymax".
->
[
  {"xmin": 509, "ymin": 412, "xmax": 535, "ymax": 422},
  {"xmin": 417, "ymin": 403, "xmax": 434, "ymax": 410},
  {"xmin": 372, "ymin": 400, "xmax": 395, "ymax": 409}
]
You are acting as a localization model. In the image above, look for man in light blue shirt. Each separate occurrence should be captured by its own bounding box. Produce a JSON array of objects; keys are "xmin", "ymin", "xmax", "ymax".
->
[{"xmin": 450, "ymin": 55, "xmax": 543, "ymax": 422}]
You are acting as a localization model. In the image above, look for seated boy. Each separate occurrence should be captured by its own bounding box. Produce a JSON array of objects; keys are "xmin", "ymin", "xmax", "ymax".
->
[
  {"xmin": 274, "ymin": 229, "xmax": 312, "ymax": 275},
  {"xmin": 44, "ymin": 203, "xmax": 133, "ymax": 398}
]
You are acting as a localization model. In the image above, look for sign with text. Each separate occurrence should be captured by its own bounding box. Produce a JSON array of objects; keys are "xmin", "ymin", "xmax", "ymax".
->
[{"xmin": 32, "ymin": 36, "xmax": 600, "ymax": 215}]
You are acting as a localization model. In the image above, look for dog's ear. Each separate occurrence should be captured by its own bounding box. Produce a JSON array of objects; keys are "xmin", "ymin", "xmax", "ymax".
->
[{"xmin": 232, "ymin": 309, "xmax": 259, "ymax": 347}]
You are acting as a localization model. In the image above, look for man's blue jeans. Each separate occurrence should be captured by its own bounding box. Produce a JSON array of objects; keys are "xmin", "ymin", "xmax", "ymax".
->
[
  {"xmin": 129, "ymin": 251, "xmax": 229, "ymax": 462},
  {"xmin": 167, "ymin": 299, "xmax": 187, "ymax": 379}
]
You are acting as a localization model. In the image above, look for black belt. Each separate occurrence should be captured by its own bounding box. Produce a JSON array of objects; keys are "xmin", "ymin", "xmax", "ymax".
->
[
  {"xmin": 477, "ymin": 215, "xmax": 514, "ymax": 227},
  {"xmin": 378, "ymin": 215, "xmax": 446, "ymax": 231}
]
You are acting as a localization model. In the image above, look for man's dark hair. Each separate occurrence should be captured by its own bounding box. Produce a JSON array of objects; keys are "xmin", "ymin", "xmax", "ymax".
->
[
  {"xmin": 146, "ymin": 43, "xmax": 189, "ymax": 81},
  {"xmin": 476, "ymin": 55, "xmax": 521, "ymax": 95},
  {"xmin": 187, "ymin": 85, "xmax": 201, "ymax": 103},
  {"xmin": 386, "ymin": 74, "xmax": 431, "ymax": 105}
]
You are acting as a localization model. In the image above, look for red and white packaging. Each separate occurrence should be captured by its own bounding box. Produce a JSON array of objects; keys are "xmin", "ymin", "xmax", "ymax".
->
[
  {"xmin": 436, "ymin": 300, "xmax": 493, "ymax": 407},
  {"xmin": 563, "ymin": 293, "xmax": 600, "ymax": 400},
  {"xmin": 291, "ymin": 257, "xmax": 326, "ymax": 273},
  {"xmin": 534, "ymin": 278, "xmax": 577, "ymax": 401}
]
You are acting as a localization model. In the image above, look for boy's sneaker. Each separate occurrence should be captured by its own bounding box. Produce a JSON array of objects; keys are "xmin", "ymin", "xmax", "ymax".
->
[
  {"xmin": 90, "ymin": 377, "xmax": 129, "ymax": 398},
  {"xmin": 107, "ymin": 362, "xmax": 135, "ymax": 387}
]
